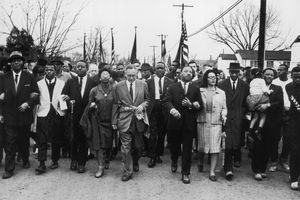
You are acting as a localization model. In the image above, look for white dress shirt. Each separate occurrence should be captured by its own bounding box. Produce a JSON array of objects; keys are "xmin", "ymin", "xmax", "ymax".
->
[
  {"xmin": 126, "ymin": 80, "xmax": 136, "ymax": 101},
  {"xmin": 180, "ymin": 81, "xmax": 189, "ymax": 94},
  {"xmin": 154, "ymin": 76, "xmax": 164, "ymax": 100},
  {"xmin": 78, "ymin": 75, "xmax": 87, "ymax": 97},
  {"xmin": 230, "ymin": 78, "xmax": 238, "ymax": 91}
]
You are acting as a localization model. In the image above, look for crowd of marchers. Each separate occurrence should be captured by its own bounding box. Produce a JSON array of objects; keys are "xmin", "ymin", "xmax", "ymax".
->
[{"xmin": 0, "ymin": 51, "xmax": 300, "ymax": 191}]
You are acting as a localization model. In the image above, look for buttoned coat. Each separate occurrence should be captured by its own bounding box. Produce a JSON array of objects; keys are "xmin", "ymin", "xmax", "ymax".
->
[
  {"xmin": 218, "ymin": 78, "xmax": 249, "ymax": 149},
  {"xmin": 112, "ymin": 79, "xmax": 149, "ymax": 133},
  {"xmin": 0, "ymin": 71, "xmax": 39, "ymax": 126},
  {"xmin": 197, "ymin": 87, "xmax": 227, "ymax": 125}
]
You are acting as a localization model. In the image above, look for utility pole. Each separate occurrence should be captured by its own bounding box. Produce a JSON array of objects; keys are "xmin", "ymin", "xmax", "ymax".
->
[
  {"xmin": 258, "ymin": 0, "xmax": 266, "ymax": 69},
  {"xmin": 149, "ymin": 45, "xmax": 158, "ymax": 67},
  {"xmin": 173, "ymin": 3, "xmax": 193, "ymax": 21},
  {"xmin": 157, "ymin": 34, "xmax": 168, "ymax": 62}
]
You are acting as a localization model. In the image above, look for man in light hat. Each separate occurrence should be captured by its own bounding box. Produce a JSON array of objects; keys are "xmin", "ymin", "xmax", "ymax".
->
[
  {"xmin": 0, "ymin": 51, "xmax": 39, "ymax": 179},
  {"xmin": 218, "ymin": 62, "xmax": 249, "ymax": 181}
]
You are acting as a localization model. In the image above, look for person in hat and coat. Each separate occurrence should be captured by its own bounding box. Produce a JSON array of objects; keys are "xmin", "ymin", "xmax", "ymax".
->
[
  {"xmin": 218, "ymin": 63, "xmax": 249, "ymax": 181},
  {"xmin": 0, "ymin": 51, "xmax": 39, "ymax": 179}
]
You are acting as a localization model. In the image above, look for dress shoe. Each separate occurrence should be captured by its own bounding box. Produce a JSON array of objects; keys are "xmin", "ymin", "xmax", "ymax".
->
[
  {"xmin": 2, "ymin": 171, "xmax": 13, "ymax": 179},
  {"xmin": 197, "ymin": 164, "xmax": 204, "ymax": 172},
  {"xmin": 50, "ymin": 162, "xmax": 59, "ymax": 169},
  {"xmin": 148, "ymin": 158, "xmax": 156, "ymax": 168},
  {"xmin": 291, "ymin": 182, "xmax": 299, "ymax": 190},
  {"xmin": 234, "ymin": 161, "xmax": 241, "ymax": 168},
  {"xmin": 254, "ymin": 173, "xmax": 262, "ymax": 181},
  {"xmin": 156, "ymin": 156, "xmax": 163, "ymax": 164},
  {"xmin": 269, "ymin": 163, "xmax": 277, "ymax": 172},
  {"xmin": 171, "ymin": 162, "xmax": 178, "ymax": 173},
  {"xmin": 35, "ymin": 165, "xmax": 46, "ymax": 175},
  {"xmin": 209, "ymin": 174, "xmax": 217, "ymax": 182},
  {"xmin": 280, "ymin": 162, "xmax": 290, "ymax": 173},
  {"xmin": 121, "ymin": 173, "xmax": 132, "ymax": 182},
  {"xmin": 77, "ymin": 165, "xmax": 86, "ymax": 173},
  {"xmin": 225, "ymin": 171, "xmax": 234, "ymax": 181},
  {"xmin": 182, "ymin": 174, "xmax": 191, "ymax": 184},
  {"xmin": 261, "ymin": 173, "xmax": 267, "ymax": 178},
  {"xmin": 22, "ymin": 161, "xmax": 30, "ymax": 169},
  {"xmin": 70, "ymin": 160, "xmax": 77, "ymax": 171},
  {"xmin": 95, "ymin": 166, "xmax": 104, "ymax": 178},
  {"xmin": 133, "ymin": 163, "xmax": 139, "ymax": 172},
  {"xmin": 104, "ymin": 161, "xmax": 110, "ymax": 169}
]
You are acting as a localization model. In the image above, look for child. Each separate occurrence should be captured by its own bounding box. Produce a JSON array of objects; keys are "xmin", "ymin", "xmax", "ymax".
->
[{"xmin": 246, "ymin": 68, "xmax": 271, "ymax": 140}]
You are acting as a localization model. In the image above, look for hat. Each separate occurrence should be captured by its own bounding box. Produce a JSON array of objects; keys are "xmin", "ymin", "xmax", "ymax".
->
[
  {"xmin": 228, "ymin": 63, "xmax": 242, "ymax": 71},
  {"xmin": 8, "ymin": 51, "xmax": 25, "ymax": 63},
  {"xmin": 141, "ymin": 63, "xmax": 152, "ymax": 71},
  {"xmin": 50, "ymin": 58, "xmax": 63, "ymax": 66}
]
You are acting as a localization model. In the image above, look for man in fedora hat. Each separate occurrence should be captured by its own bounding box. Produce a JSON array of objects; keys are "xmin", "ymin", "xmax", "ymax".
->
[
  {"xmin": 218, "ymin": 62, "xmax": 249, "ymax": 181},
  {"xmin": 0, "ymin": 51, "xmax": 39, "ymax": 179}
]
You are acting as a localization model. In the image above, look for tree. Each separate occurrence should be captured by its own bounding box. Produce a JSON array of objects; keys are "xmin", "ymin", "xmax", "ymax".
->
[
  {"xmin": 208, "ymin": 3, "xmax": 287, "ymax": 53},
  {"xmin": 0, "ymin": 0, "xmax": 84, "ymax": 58}
]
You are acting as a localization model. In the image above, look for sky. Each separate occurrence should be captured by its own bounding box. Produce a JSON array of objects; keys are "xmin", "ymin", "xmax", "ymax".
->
[{"xmin": 0, "ymin": 0, "xmax": 300, "ymax": 62}]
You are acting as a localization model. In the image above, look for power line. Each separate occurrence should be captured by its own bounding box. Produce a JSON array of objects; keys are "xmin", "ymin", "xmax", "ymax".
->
[{"xmin": 168, "ymin": 0, "xmax": 243, "ymax": 53}]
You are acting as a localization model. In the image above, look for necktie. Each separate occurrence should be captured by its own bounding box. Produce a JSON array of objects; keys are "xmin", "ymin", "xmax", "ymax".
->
[
  {"xmin": 159, "ymin": 78, "xmax": 162, "ymax": 95},
  {"xmin": 184, "ymin": 82, "xmax": 187, "ymax": 95},
  {"xmin": 130, "ymin": 83, "xmax": 133, "ymax": 100},
  {"xmin": 79, "ymin": 77, "xmax": 83, "ymax": 90},
  {"xmin": 15, "ymin": 74, "xmax": 19, "ymax": 84},
  {"xmin": 232, "ymin": 81, "xmax": 236, "ymax": 93}
]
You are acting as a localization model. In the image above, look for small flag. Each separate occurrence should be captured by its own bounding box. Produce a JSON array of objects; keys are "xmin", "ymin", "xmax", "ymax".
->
[
  {"xmin": 175, "ymin": 20, "xmax": 189, "ymax": 67},
  {"xmin": 111, "ymin": 29, "xmax": 115, "ymax": 65},
  {"xmin": 83, "ymin": 33, "xmax": 87, "ymax": 61},
  {"xmin": 161, "ymin": 37, "xmax": 166, "ymax": 58},
  {"xmin": 130, "ymin": 28, "xmax": 137, "ymax": 64}
]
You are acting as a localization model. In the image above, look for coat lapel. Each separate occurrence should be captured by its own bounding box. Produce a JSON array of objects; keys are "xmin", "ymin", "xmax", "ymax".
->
[
  {"xmin": 42, "ymin": 79, "xmax": 51, "ymax": 102},
  {"xmin": 134, "ymin": 81, "xmax": 140, "ymax": 103},
  {"xmin": 16, "ymin": 72, "xmax": 25, "ymax": 94},
  {"xmin": 8, "ymin": 73, "xmax": 16, "ymax": 96}
]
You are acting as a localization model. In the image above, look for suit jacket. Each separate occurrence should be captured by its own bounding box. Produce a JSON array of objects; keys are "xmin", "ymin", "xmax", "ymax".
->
[
  {"xmin": 197, "ymin": 87, "xmax": 227, "ymax": 125},
  {"xmin": 37, "ymin": 78, "xmax": 65, "ymax": 117},
  {"xmin": 218, "ymin": 78, "xmax": 249, "ymax": 149},
  {"xmin": 146, "ymin": 76, "xmax": 174, "ymax": 116},
  {"xmin": 265, "ymin": 84, "xmax": 283, "ymax": 120},
  {"xmin": 112, "ymin": 79, "xmax": 149, "ymax": 133},
  {"xmin": 62, "ymin": 76, "xmax": 97, "ymax": 123},
  {"xmin": 0, "ymin": 71, "xmax": 39, "ymax": 126},
  {"xmin": 163, "ymin": 81, "xmax": 203, "ymax": 132}
]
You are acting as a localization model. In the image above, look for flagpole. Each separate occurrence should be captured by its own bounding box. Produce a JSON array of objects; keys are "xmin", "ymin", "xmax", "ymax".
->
[{"xmin": 111, "ymin": 28, "xmax": 115, "ymax": 65}]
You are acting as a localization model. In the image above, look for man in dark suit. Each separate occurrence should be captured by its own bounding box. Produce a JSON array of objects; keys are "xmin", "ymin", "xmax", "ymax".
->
[
  {"xmin": 0, "ymin": 51, "xmax": 39, "ymax": 179},
  {"xmin": 251, "ymin": 68, "xmax": 283, "ymax": 180},
  {"xmin": 163, "ymin": 65, "xmax": 203, "ymax": 184},
  {"xmin": 146, "ymin": 62, "xmax": 173, "ymax": 168},
  {"xmin": 218, "ymin": 63, "xmax": 249, "ymax": 181},
  {"xmin": 62, "ymin": 60, "xmax": 97, "ymax": 173},
  {"xmin": 112, "ymin": 64, "xmax": 149, "ymax": 182}
]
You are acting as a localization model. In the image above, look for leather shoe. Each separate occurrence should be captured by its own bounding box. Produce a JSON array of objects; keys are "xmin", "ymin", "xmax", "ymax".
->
[
  {"xmin": 148, "ymin": 158, "xmax": 156, "ymax": 168},
  {"xmin": 156, "ymin": 156, "xmax": 163, "ymax": 164},
  {"xmin": 133, "ymin": 163, "xmax": 139, "ymax": 172},
  {"xmin": 182, "ymin": 174, "xmax": 191, "ymax": 184},
  {"xmin": 225, "ymin": 171, "xmax": 234, "ymax": 181},
  {"xmin": 77, "ymin": 165, "xmax": 86, "ymax": 173},
  {"xmin": 2, "ymin": 171, "xmax": 13, "ymax": 179},
  {"xmin": 171, "ymin": 162, "xmax": 178, "ymax": 173},
  {"xmin": 209, "ymin": 174, "xmax": 217, "ymax": 182},
  {"xmin": 50, "ymin": 162, "xmax": 58, "ymax": 169},
  {"xmin": 95, "ymin": 166, "xmax": 104, "ymax": 178},
  {"xmin": 22, "ymin": 161, "xmax": 30, "ymax": 169},
  {"xmin": 70, "ymin": 160, "xmax": 77, "ymax": 171},
  {"xmin": 35, "ymin": 165, "xmax": 46, "ymax": 175},
  {"xmin": 121, "ymin": 173, "xmax": 132, "ymax": 182}
]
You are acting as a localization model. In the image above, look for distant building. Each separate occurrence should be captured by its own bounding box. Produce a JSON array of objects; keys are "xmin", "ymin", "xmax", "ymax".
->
[
  {"xmin": 217, "ymin": 53, "xmax": 237, "ymax": 76},
  {"xmin": 235, "ymin": 50, "xmax": 291, "ymax": 69}
]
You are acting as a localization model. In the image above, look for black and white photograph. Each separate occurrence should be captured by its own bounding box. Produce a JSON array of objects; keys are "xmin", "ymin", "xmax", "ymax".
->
[{"xmin": 0, "ymin": 0, "xmax": 300, "ymax": 199}]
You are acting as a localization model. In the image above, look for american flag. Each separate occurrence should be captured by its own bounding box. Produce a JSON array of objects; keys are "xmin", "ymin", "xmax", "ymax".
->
[
  {"xmin": 111, "ymin": 29, "xmax": 115, "ymax": 65},
  {"xmin": 175, "ymin": 20, "xmax": 189, "ymax": 67}
]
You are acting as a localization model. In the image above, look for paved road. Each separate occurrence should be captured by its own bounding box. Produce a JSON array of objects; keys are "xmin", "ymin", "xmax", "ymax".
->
[{"xmin": 0, "ymin": 149, "xmax": 299, "ymax": 200}]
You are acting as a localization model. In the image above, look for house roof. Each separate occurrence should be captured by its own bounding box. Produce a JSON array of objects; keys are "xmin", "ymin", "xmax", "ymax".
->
[
  {"xmin": 218, "ymin": 54, "xmax": 237, "ymax": 60},
  {"xmin": 236, "ymin": 50, "xmax": 291, "ymax": 61}
]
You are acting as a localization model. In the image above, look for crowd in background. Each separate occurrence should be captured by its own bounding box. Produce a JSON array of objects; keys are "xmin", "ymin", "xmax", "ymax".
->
[{"xmin": 0, "ymin": 51, "xmax": 300, "ymax": 191}]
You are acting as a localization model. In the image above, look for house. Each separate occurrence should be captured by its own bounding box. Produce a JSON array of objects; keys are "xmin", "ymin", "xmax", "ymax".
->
[
  {"xmin": 217, "ymin": 53, "xmax": 237, "ymax": 76},
  {"xmin": 235, "ymin": 50, "xmax": 291, "ymax": 69}
]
